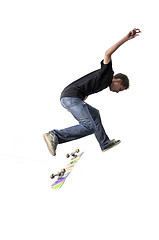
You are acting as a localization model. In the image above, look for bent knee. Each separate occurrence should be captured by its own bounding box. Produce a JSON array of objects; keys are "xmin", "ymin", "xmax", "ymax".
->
[
  {"xmin": 89, "ymin": 127, "xmax": 96, "ymax": 134},
  {"xmin": 84, "ymin": 121, "xmax": 96, "ymax": 134}
]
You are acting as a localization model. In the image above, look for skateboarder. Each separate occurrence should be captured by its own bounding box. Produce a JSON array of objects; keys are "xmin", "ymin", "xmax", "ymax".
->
[{"xmin": 43, "ymin": 28, "xmax": 141, "ymax": 156}]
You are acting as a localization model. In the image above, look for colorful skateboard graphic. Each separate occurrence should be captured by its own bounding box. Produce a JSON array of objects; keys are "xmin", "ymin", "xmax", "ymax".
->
[{"xmin": 50, "ymin": 149, "xmax": 84, "ymax": 190}]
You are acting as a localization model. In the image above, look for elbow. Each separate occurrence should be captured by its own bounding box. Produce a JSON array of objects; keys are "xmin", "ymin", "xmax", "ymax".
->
[
  {"xmin": 105, "ymin": 50, "xmax": 111, "ymax": 57},
  {"xmin": 104, "ymin": 51, "xmax": 111, "ymax": 64}
]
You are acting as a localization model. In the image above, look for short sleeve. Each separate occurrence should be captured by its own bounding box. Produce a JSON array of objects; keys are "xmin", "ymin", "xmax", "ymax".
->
[
  {"xmin": 99, "ymin": 60, "xmax": 113, "ymax": 77},
  {"xmin": 100, "ymin": 59, "xmax": 112, "ymax": 70}
]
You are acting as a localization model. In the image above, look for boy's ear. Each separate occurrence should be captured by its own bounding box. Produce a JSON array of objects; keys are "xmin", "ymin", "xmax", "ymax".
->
[
  {"xmin": 116, "ymin": 78, "xmax": 122, "ymax": 83},
  {"xmin": 113, "ymin": 78, "xmax": 122, "ymax": 83}
]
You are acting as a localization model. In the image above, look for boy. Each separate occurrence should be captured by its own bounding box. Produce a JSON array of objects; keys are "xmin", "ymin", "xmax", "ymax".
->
[{"xmin": 43, "ymin": 28, "xmax": 141, "ymax": 156}]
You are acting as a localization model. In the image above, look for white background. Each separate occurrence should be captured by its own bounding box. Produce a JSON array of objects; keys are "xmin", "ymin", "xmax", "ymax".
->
[{"xmin": 0, "ymin": 0, "xmax": 159, "ymax": 239}]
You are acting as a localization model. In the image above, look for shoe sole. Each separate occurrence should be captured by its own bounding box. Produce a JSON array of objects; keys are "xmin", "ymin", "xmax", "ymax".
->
[
  {"xmin": 43, "ymin": 133, "xmax": 56, "ymax": 156},
  {"xmin": 102, "ymin": 140, "xmax": 121, "ymax": 152}
]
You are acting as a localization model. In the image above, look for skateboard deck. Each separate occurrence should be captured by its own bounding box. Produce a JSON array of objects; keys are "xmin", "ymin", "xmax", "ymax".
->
[{"xmin": 51, "ymin": 150, "xmax": 84, "ymax": 190}]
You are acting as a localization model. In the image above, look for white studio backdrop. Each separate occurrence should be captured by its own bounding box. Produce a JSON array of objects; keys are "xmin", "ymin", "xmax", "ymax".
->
[{"xmin": 0, "ymin": 0, "xmax": 159, "ymax": 239}]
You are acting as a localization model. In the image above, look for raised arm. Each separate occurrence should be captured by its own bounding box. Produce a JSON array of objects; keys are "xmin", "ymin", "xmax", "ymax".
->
[{"xmin": 104, "ymin": 28, "xmax": 141, "ymax": 64}]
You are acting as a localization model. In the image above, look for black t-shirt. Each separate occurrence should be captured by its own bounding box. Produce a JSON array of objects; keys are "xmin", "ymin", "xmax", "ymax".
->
[{"xmin": 60, "ymin": 60, "xmax": 114, "ymax": 100}]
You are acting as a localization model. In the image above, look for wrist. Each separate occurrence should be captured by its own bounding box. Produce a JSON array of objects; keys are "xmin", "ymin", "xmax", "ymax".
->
[{"xmin": 122, "ymin": 35, "xmax": 129, "ymax": 43}]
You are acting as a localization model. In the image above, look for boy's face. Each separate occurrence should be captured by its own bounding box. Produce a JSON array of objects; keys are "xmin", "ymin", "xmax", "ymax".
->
[{"xmin": 109, "ymin": 78, "xmax": 126, "ymax": 93}]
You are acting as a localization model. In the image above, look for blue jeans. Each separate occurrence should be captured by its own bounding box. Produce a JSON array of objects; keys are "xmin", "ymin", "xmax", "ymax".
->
[{"xmin": 51, "ymin": 97, "xmax": 109, "ymax": 151}]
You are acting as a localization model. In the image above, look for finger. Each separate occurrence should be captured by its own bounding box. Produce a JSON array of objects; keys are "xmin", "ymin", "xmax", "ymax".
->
[
  {"xmin": 133, "ymin": 28, "xmax": 137, "ymax": 32},
  {"xmin": 130, "ymin": 30, "xmax": 134, "ymax": 36},
  {"xmin": 132, "ymin": 28, "xmax": 136, "ymax": 34},
  {"xmin": 132, "ymin": 30, "xmax": 136, "ymax": 36}
]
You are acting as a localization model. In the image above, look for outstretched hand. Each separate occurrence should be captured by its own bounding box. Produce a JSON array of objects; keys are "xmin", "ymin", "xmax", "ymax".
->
[{"xmin": 126, "ymin": 28, "xmax": 141, "ymax": 40}]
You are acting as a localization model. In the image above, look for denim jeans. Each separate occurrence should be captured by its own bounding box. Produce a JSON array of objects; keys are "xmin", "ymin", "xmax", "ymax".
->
[{"xmin": 51, "ymin": 97, "xmax": 109, "ymax": 151}]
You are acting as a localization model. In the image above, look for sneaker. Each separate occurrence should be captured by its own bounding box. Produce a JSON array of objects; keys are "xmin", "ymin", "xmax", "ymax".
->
[
  {"xmin": 43, "ymin": 132, "xmax": 58, "ymax": 156},
  {"xmin": 102, "ymin": 139, "xmax": 121, "ymax": 152}
]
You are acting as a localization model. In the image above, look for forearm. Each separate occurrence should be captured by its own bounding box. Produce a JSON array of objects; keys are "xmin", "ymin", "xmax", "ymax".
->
[{"xmin": 105, "ymin": 36, "xmax": 128, "ymax": 56}]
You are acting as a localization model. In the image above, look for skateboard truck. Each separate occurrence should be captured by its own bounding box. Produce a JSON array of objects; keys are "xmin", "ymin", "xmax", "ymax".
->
[
  {"xmin": 50, "ymin": 149, "xmax": 80, "ymax": 181},
  {"xmin": 66, "ymin": 149, "xmax": 80, "ymax": 158},
  {"xmin": 50, "ymin": 168, "xmax": 66, "ymax": 179}
]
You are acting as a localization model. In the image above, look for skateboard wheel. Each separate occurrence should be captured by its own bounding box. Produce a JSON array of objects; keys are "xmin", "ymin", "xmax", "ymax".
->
[
  {"xmin": 66, "ymin": 153, "xmax": 70, "ymax": 158},
  {"xmin": 61, "ymin": 168, "xmax": 66, "ymax": 173},
  {"xmin": 50, "ymin": 174, "xmax": 55, "ymax": 179},
  {"xmin": 76, "ymin": 149, "xmax": 80, "ymax": 153}
]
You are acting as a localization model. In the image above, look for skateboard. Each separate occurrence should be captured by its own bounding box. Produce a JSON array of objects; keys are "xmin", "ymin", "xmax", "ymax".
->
[{"xmin": 50, "ymin": 149, "xmax": 84, "ymax": 190}]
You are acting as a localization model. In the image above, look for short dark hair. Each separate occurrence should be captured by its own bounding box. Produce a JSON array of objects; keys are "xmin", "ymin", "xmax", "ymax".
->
[{"xmin": 113, "ymin": 73, "xmax": 129, "ymax": 89}]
